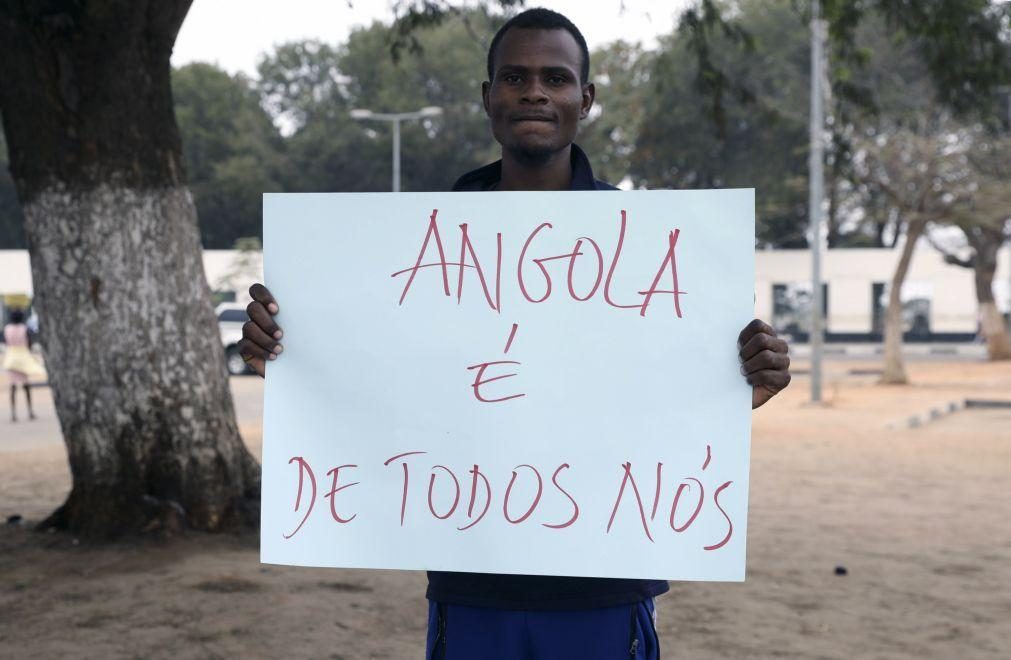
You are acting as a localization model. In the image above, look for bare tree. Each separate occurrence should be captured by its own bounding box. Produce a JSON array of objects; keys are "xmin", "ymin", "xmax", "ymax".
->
[
  {"xmin": 939, "ymin": 222, "xmax": 1011, "ymax": 360},
  {"xmin": 0, "ymin": 1, "xmax": 259, "ymax": 536},
  {"xmin": 852, "ymin": 114, "xmax": 970, "ymax": 384},
  {"xmin": 930, "ymin": 129, "xmax": 1011, "ymax": 360}
]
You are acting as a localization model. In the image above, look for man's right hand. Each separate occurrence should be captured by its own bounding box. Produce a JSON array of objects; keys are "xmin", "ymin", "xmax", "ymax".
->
[{"xmin": 238, "ymin": 283, "xmax": 283, "ymax": 378}]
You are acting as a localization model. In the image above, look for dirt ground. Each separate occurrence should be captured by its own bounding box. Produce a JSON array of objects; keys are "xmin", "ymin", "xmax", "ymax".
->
[{"xmin": 1, "ymin": 360, "xmax": 1009, "ymax": 659}]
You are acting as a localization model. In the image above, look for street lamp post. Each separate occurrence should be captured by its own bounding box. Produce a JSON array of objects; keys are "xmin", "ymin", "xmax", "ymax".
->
[
  {"xmin": 350, "ymin": 106, "xmax": 443, "ymax": 192},
  {"xmin": 808, "ymin": 0, "xmax": 826, "ymax": 403}
]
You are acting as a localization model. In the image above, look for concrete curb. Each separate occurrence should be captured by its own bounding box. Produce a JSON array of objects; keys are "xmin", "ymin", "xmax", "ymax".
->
[
  {"xmin": 903, "ymin": 400, "xmax": 965, "ymax": 429},
  {"xmin": 889, "ymin": 398, "xmax": 1011, "ymax": 429},
  {"xmin": 790, "ymin": 344, "xmax": 988, "ymax": 359}
]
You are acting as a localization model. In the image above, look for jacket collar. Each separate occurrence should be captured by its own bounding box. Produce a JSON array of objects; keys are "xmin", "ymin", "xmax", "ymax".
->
[{"xmin": 451, "ymin": 143, "xmax": 607, "ymax": 191}]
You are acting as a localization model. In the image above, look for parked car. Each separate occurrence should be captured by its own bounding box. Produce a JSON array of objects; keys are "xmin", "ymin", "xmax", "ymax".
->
[{"xmin": 216, "ymin": 302, "xmax": 252, "ymax": 375}]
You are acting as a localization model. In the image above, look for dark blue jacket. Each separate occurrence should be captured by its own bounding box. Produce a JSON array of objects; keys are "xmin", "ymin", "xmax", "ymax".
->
[
  {"xmin": 428, "ymin": 144, "xmax": 670, "ymax": 610},
  {"xmin": 451, "ymin": 143, "xmax": 619, "ymax": 192}
]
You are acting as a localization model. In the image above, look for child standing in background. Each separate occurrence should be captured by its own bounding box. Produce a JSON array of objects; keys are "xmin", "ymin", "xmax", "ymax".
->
[{"xmin": 3, "ymin": 309, "xmax": 44, "ymax": 422}]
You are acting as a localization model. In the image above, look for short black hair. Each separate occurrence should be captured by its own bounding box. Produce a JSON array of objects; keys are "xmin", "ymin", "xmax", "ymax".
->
[
  {"xmin": 8, "ymin": 309, "xmax": 25, "ymax": 324},
  {"xmin": 486, "ymin": 8, "xmax": 591, "ymax": 85}
]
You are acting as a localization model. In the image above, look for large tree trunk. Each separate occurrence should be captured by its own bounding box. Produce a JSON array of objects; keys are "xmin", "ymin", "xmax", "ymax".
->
[
  {"xmin": 880, "ymin": 218, "xmax": 927, "ymax": 384},
  {"xmin": 0, "ymin": 1, "xmax": 260, "ymax": 536},
  {"xmin": 966, "ymin": 230, "xmax": 1011, "ymax": 361}
]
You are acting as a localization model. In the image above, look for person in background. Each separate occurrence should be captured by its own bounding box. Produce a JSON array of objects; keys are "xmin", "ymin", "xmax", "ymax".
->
[{"xmin": 3, "ymin": 309, "xmax": 43, "ymax": 422}]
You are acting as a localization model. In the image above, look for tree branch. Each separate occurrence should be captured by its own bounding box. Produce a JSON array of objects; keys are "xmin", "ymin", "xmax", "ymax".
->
[{"xmin": 925, "ymin": 233, "xmax": 973, "ymax": 268}]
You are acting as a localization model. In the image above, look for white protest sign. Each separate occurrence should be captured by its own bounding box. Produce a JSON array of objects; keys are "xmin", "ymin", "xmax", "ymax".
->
[{"xmin": 261, "ymin": 190, "xmax": 754, "ymax": 581}]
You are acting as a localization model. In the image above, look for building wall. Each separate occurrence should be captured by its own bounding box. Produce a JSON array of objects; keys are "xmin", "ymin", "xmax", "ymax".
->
[
  {"xmin": 0, "ymin": 250, "xmax": 32, "ymax": 296},
  {"xmin": 753, "ymin": 241, "xmax": 1009, "ymax": 335},
  {"xmin": 3, "ymin": 242, "xmax": 1010, "ymax": 335}
]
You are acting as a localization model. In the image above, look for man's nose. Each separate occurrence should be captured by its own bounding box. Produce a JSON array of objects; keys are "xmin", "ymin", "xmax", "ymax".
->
[{"xmin": 520, "ymin": 78, "xmax": 549, "ymax": 104}]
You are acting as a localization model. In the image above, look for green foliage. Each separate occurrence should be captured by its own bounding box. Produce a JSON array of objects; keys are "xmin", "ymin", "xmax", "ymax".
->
[
  {"xmin": 3, "ymin": 0, "xmax": 1000, "ymax": 253},
  {"xmin": 577, "ymin": 41, "xmax": 654, "ymax": 186},
  {"xmin": 676, "ymin": 0, "xmax": 756, "ymax": 138},
  {"xmin": 634, "ymin": 0, "xmax": 811, "ymax": 247},
  {"xmin": 341, "ymin": 13, "xmax": 502, "ymax": 191},
  {"xmin": 388, "ymin": 0, "xmax": 523, "ymax": 60},
  {"xmin": 257, "ymin": 41, "xmax": 346, "ymax": 131},
  {"xmin": 683, "ymin": 0, "xmax": 1010, "ymax": 132},
  {"xmin": 259, "ymin": 12, "xmax": 502, "ymax": 195},
  {"xmin": 254, "ymin": 39, "xmax": 386, "ymax": 194},
  {"xmin": 668, "ymin": 0, "xmax": 1010, "ymax": 248},
  {"xmin": 822, "ymin": 12, "xmax": 941, "ymax": 248},
  {"xmin": 823, "ymin": 0, "xmax": 1010, "ymax": 117},
  {"xmin": 173, "ymin": 63, "xmax": 285, "ymax": 248}
]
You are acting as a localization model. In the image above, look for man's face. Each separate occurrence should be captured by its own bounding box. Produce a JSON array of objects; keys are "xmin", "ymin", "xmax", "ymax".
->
[{"xmin": 483, "ymin": 28, "xmax": 594, "ymax": 161}]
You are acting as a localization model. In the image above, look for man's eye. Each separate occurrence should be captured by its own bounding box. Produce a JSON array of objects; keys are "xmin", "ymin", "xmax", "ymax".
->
[
  {"xmin": 503, "ymin": 74, "xmax": 522, "ymax": 84},
  {"xmin": 548, "ymin": 76, "xmax": 566, "ymax": 85}
]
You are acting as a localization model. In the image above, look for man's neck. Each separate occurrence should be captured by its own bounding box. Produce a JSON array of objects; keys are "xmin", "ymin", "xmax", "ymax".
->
[{"xmin": 497, "ymin": 145, "xmax": 572, "ymax": 191}]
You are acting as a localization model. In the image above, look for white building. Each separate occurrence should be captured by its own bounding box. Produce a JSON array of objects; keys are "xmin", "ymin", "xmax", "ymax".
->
[
  {"xmin": 2, "ymin": 243, "xmax": 1010, "ymax": 341},
  {"xmin": 755, "ymin": 244, "xmax": 1011, "ymax": 341}
]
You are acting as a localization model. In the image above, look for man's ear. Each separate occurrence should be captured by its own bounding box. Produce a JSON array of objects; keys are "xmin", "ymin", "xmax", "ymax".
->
[
  {"xmin": 482, "ymin": 81, "xmax": 491, "ymax": 116},
  {"xmin": 580, "ymin": 82, "xmax": 596, "ymax": 120}
]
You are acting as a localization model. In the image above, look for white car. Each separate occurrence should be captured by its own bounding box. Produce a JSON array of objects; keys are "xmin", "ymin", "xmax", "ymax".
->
[{"xmin": 216, "ymin": 302, "xmax": 253, "ymax": 375}]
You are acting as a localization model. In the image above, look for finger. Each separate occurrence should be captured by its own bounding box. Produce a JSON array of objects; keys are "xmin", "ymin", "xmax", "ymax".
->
[
  {"xmin": 249, "ymin": 283, "xmax": 279, "ymax": 315},
  {"xmin": 746, "ymin": 369, "xmax": 792, "ymax": 391},
  {"xmin": 737, "ymin": 318, "xmax": 775, "ymax": 348},
  {"xmin": 243, "ymin": 320, "xmax": 283, "ymax": 357},
  {"xmin": 238, "ymin": 337, "xmax": 276, "ymax": 364},
  {"xmin": 739, "ymin": 332, "xmax": 788, "ymax": 362},
  {"xmin": 247, "ymin": 300, "xmax": 282, "ymax": 340},
  {"xmin": 741, "ymin": 349, "xmax": 790, "ymax": 375},
  {"xmin": 242, "ymin": 351, "xmax": 266, "ymax": 378}
]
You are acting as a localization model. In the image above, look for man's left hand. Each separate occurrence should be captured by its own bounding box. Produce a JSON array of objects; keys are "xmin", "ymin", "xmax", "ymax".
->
[{"xmin": 738, "ymin": 318, "xmax": 791, "ymax": 409}]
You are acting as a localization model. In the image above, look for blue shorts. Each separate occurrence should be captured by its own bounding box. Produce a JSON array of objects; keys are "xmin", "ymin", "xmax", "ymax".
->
[{"xmin": 426, "ymin": 598, "xmax": 659, "ymax": 659}]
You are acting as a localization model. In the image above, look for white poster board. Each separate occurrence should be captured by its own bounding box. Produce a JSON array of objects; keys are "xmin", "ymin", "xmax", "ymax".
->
[{"xmin": 261, "ymin": 190, "xmax": 754, "ymax": 581}]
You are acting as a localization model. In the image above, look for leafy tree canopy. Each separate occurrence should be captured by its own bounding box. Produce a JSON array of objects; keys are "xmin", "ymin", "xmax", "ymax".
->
[{"xmin": 173, "ymin": 63, "xmax": 285, "ymax": 248}]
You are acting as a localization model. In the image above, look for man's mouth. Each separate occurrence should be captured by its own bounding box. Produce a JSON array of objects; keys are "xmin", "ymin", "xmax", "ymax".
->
[{"xmin": 512, "ymin": 114, "xmax": 555, "ymax": 123}]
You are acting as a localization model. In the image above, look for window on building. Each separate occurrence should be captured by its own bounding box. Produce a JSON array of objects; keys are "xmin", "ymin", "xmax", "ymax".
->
[
  {"xmin": 772, "ymin": 283, "xmax": 829, "ymax": 337},
  {"xmin": 871, "ymin": 281, "xmax": 932, "ymax": 337}
]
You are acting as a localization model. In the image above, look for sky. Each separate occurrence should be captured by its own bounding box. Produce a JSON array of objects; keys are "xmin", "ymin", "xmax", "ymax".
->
[{"xmin": 172, "ymin": 0, "xmax": 694, "ymax": 77}]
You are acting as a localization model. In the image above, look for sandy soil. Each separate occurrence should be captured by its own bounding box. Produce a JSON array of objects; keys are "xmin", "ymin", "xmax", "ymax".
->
[{"xmin": 1, "ymin": 361, "xmax": 1009, "ymax": 659}]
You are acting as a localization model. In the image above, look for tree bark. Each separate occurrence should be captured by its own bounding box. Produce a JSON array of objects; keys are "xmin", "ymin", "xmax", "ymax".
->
[
  {"xmin": 965, "ymin": 228, "xmax": 1011, "ymax": 361},
  {"xmin": 0, "ymin": 1, "xmax": 260, "ymax": 536},
  {"xmin": 880, "ymin": 217, "xmax": 927, "ymax": 384}
]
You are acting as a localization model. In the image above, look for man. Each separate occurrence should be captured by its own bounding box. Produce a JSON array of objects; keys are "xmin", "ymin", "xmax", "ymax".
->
[{"xmin": 240, "ymin": 8, "xmax": 791, "ymax": 659}]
